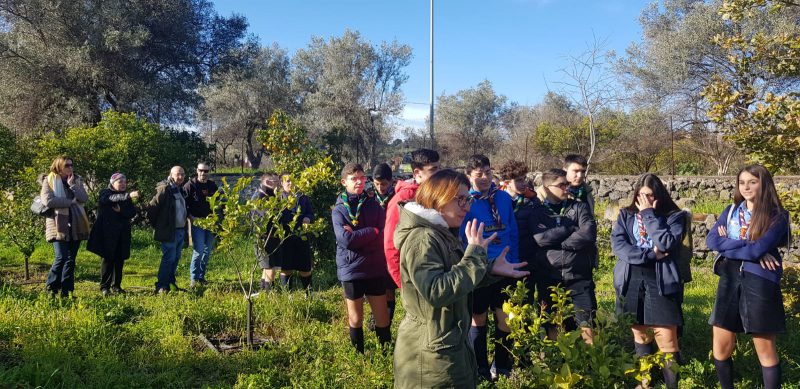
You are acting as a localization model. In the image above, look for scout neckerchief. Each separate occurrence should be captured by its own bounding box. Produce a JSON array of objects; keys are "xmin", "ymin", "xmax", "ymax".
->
[
  {"xmin": 471, "ymin": 184, "xmax": 503, "ymax": 231},
  {"xmin": 341, "ymin": 191, "xmax": 366, "ymax": 226},
  {"xmin": 513, "ymin": 194, "xmax": 526, "ymax": 213},
  {"xmin": 374, "ymin": 188, "xmax": 394, "ymax": 209},
  {"xmin": 737, "ymin": 204, "xmax": 751, "ymax": 240},
  {"xmin": 568, "ymin": 184, "xmax": 587, "ymax": 202},
  {"xmin": 543, "ymin": 198, "xmax": 569, "ymax": 226},
  {"xmin": 726, "ymin": 202, "xmax": 751, "ymax": 241},
  {"xmin": 634, "ymin": 212, "xmax": 654, "ymax": 248},
  {"xmin": 282, "ymin": 190, "xmax": 302, "ymax": 214}
]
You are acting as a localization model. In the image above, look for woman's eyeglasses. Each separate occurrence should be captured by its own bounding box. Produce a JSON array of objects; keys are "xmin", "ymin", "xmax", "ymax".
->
[{"xmin": 455, "ymin": 195, "xmax": 474, "ymax": 208}]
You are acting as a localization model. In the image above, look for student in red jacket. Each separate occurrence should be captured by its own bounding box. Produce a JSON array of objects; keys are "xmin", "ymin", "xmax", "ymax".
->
[{"xmin": 384, "ymin": 149, "xmax": 440, "ymax": 288}]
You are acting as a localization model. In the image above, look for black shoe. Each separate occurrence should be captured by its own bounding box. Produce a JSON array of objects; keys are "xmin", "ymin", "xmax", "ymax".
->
[
  {"xmin": 111, "ymin": 287, "xmax": 126, "ymax": 294},
  {"xmin": 157, "ymin": 288, "xmax": 169, "ymax": 295},
  {"xmin": 101, "ymin": 288, "xmax": 111, "ymax": 297}
]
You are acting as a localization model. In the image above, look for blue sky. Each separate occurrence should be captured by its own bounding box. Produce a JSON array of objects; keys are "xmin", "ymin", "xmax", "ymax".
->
[{"xmin": 211, "ymin": 0, "xmax": 648, "ymax": 128}]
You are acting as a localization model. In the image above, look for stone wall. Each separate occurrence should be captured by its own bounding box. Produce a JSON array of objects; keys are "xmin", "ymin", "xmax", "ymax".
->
[{"xmin": 586, "ymin": 175, "xmax": 800, "ymax": 204}]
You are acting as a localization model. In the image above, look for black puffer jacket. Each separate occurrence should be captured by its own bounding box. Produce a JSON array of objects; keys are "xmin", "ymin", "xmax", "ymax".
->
[
  {"xmin": 530, "ymin": 199, "xmax": 597, "ymax": 282},
  {"xmin": 87, "ymin": 187, "xmax": 138, "ymax": 260},
  {"xmin": 513, "ymin": 196, "xmax": 540, "ymax": 262}
]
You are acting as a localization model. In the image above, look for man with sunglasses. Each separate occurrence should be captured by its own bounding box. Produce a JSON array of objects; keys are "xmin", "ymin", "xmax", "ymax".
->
[
  {"xmin": 184, "ymin": 162, "xmax": 218, "ymax": 288},
  {"xmin": 460, "ymin": 154, "xmax": 519, "ymax": 381},
  {"xmin": 531, "ymin": 168, "xmax": 598, "ymax": 344}
]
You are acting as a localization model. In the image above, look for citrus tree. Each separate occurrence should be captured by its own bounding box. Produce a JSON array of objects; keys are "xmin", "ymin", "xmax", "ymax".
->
[
  {"xmin": 259, "ymin": 110, "xmax": 340, "ymax": 257},
  {"xmin": 0, "ymin": 169, "xmax": 43, "ymax": 280}
]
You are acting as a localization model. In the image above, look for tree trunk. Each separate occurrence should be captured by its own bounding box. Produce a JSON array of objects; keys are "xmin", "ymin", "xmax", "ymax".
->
[
  {"xmin": 24, "ymin": 255, "xmax": 30, "ymax": 280},
  {"xmin": 246, "ymin": 297, "xmax": 254, "ymax": 349}
]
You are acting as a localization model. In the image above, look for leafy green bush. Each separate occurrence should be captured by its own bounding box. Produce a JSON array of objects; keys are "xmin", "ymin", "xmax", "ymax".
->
[
  {"xmin": 0, "ymin": 168, "xmax": 43, "ymax": 280},
  {"xmin": 34, "ymin": 111, "xmax": 211, "ymax": 206},
  {"xmin": 498, "ymin": 282, "xmax": 666, "ymax": 388}
]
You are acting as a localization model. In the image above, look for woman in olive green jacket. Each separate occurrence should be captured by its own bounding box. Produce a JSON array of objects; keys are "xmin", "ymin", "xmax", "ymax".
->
[{"xmin": 393, "ymin": 169, "xmax": 529, "ymax": 389}]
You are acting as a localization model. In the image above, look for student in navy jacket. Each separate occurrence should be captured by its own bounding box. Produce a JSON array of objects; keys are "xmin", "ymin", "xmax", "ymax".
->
[
  {"xmin": 332, "ymin": 163, "xmax": 391, "ymax": 353},
  {"xmin": 611, "ymin": 173, "xmax": 686, "ymax": 389},
  {"xmin": 706, "ymin": 165, "xmax": 790, "ymax": 389},
  {"xmin": 459, "ymin": 155, "xmax": 519, "ymax": 381}
]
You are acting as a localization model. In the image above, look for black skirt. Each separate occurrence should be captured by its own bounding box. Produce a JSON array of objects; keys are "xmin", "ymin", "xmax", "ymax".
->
[
  {"xmin": 709, "ymin": 259, "xmax": 786, "ymax": 334},
  {"xmin": 276, "ymin": 235, "xmax": 313, "ymax": 272},
  {"xmin": 616, "ymin": 264, "xmax": 684, "ymax": 327},
  {"xmin": 255, "ymin": 235, "xmax": 282, "ymax": 269}
]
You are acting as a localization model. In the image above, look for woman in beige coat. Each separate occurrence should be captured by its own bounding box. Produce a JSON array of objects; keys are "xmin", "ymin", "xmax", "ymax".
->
[{"xmin": 41, "ymin": 156, "xmax": 89, "ymax": 297}]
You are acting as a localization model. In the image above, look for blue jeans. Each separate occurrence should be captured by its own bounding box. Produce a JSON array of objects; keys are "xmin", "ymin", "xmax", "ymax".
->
[
  {"xmin": 190, "ymin": 225, "xmax": 214, "ymax": 281},
  {"xmin": 47, "ymin": 240, "xmax": 80, "ymax": 295},
  {"xmin": 156, "ymin": 228, "xmax": 186, "ymax": 290}
]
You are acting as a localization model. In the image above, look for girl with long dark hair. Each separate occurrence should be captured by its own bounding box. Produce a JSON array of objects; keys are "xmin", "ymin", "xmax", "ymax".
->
[
  {"xmin": 707, "ymin": 164, "xmax": 790, "ymax": 389},
  {"xmin": 612, "ymin": 173, "xmax": 687, "ymax": 389}
]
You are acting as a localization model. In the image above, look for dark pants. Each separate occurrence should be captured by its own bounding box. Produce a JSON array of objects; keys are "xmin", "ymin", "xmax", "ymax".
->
[
  {"xmin": 47, "ymin": 240, "xmax": 80, "ymax": 295},
  {"xmin": 100, "ymin": 257, "xmax": 125, "ymax": 290}
]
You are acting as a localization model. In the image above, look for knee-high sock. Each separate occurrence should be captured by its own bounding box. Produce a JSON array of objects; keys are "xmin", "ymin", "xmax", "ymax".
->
[
  {"xmin": 662, "ymin": 352, "xmax": 681, "ymax": 389},
  {"xmin": 762, "ymin": 363, "xmax": 781, "ymax": 389},
  {"xmin": 375, "ymin": 325, "xmax": 391, "ymax": 345},
  {"xmin": 493, "ymin": 328, "xmax": 513, "ymax": 372},
  {"xmin": 300, "ymin": 275, "xmax": 312, "ymax": 290},
  {"xmin": 387, "ymin": 300, "xmax": 396, "ymax": 324},
  {"xmin": 279, "ymin": 274, "xmax": 291, "ymax": 288},
  {"xmin": 634, "ymin": 342, "xmax": 654, "ymax": 358},
  {"xmin": 469, "ymin": 325, "xmax": 489, "ymax": 370},
  {"xmin": 349, "ymin": 326, "xmax": 364, "ymax": 353},
  {"xmin": 713, "ymin": 357, "xmax": 734, "ymax": 389}
]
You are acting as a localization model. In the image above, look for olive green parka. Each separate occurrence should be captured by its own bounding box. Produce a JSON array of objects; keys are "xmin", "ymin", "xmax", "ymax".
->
[{"xmin": 393, "ymin": 202, "xmax": 495, "ymax": 389}]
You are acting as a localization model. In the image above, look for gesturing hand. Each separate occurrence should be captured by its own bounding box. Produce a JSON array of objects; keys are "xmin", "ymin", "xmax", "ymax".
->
[
  {"xmin": 465, "ymin": 219, "xmax": 497, "ymax": 249},
  {"xmin": 635, "ymin": 193, "xmax": 657, "ymax": 212},
  {"xmin": 489, "ymin": 246, "xmax": 530, "ymax": 278}
]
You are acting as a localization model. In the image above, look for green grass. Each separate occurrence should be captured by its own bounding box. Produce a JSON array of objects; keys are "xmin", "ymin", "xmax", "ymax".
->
[
  {"xmin": 0, "ymin": 228, "xmax": 798, "ymax": 388},
  {"xmin": 687, "ymin": 199, "xmax": 729, "ymax": 216}
]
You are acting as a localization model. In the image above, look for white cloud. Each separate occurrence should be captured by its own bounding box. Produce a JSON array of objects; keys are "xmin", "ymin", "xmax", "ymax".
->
[{"xmin": 400, "ymin": 105, "xmax": 430, "ymax": 123}]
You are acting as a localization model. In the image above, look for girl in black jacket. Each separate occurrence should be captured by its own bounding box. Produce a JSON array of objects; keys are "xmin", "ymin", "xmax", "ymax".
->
[{"xmin": 87, "ymin": 173, "xmax": 139, "ymax": 295}]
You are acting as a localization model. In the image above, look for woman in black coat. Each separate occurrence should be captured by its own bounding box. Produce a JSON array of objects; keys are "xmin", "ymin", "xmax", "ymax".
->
[{"xmin": 87, "ymin": 173, "xmax": 139, "ymax": 295}]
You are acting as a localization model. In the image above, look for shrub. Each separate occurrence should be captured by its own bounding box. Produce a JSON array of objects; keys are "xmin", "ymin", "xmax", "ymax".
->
[
  {"xmin": 498, "ymin": 281, "xmax": 666, "ymax": 388},
  {"xmin": 34, "ymin": 111, "xmax": 211, "ymax": 206}
]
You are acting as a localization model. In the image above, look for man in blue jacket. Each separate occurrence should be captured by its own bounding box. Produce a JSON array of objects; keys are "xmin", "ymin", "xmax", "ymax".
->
[
  {"xmin": 332, "ymin": 163, "xmax": 391, "ymax": 353},
  {"xmin": 460, "ymin": 154, "xmax": 519, "ymax": 381}
]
